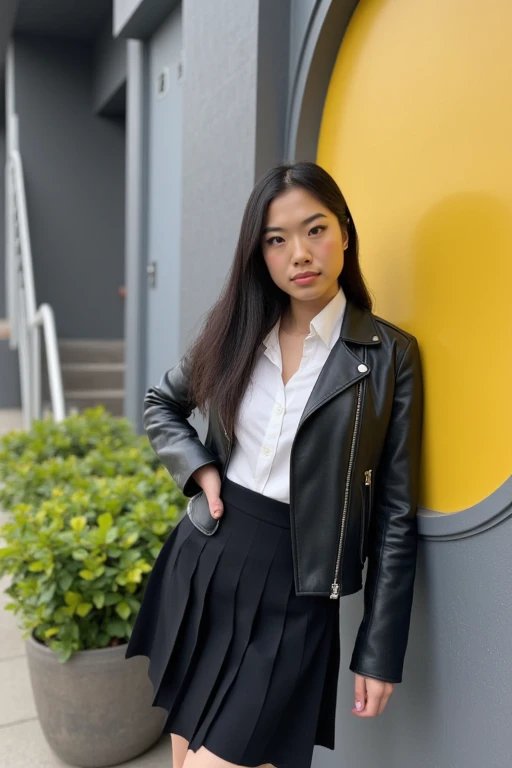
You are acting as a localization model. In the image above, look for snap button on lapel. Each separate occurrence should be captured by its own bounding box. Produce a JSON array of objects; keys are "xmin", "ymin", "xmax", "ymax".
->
[
  {"xmin": 358, "ymin": 363, "xmax": 368, "ymax": 373},
  {"xmin": 372, "ymin": 335, "xmax": 379, "ymax": 342}
]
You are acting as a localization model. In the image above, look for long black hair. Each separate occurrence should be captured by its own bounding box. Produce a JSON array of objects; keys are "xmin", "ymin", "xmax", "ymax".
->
[{"xmin": 188, "ymin": 161, "xmax": 372, "ymax": 437}]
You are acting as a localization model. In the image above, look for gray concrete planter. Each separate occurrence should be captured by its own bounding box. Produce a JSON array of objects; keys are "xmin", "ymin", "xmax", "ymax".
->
[{"xmin": 25, "ymin": 633, "xmax": 166, "ymax": 767}]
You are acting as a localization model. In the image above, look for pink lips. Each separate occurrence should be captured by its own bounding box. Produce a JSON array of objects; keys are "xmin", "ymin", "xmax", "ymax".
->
[{"xmin": 292, "ymin": 272, "xmax": 319, "ymax": 285}]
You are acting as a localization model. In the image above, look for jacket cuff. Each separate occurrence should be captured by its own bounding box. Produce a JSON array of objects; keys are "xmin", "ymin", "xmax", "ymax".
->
[{"xmin": 348, "ymin": 659, "xmax": 402, "ymax": 684}]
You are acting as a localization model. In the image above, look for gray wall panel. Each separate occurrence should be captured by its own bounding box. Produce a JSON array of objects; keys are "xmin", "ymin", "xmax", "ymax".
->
[
  {"xmin": 0, "ymin": 341, "xmax": 20, "ymax": 407},
  {"xmin": 255, "ymin": 0, "xmax": 290, "ymax": 178},
  {"xmin": 114, "ymin": 0, "xmax": 179, "ymax": 40},
  {"xmin": 0, "ymin": 126, "xmax": 5, "ymax": 318},
  {"xmin": 124, "ymin": 41, "xmax": 148, "ymax": 430},
  {"xmin": 94, "ymin": 20, "xmax": 127, "ymax": 115},
  {"xmin": 14, "ymin": 35, "xmax": 126, "ymax": 339},
  {"xmin": 289, "ymin": 0, "xmax": 317, "ymax": 93},
  {"xmin": 145, "ymin": 6, "xmax": 182, "ymax": 388},
  {"xmin": 0, "ymin": 0, "xmax": 19, "ymax": 80},
  {"xmin": 114, "ymin": 0, "xmax": 145, "ymax": 35},
  {"xmin": 313, "ymin": 519, "xmax": 512, "ymax": 768},
  {"xmin": 179, "ymin": 0, "xmax": 259, "ymax": 353}
]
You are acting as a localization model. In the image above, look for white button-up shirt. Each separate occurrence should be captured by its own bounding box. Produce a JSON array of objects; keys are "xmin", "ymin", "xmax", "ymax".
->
[{"xmin": 225, "ymin": 287, "xmax": 347, "ymax": 503}]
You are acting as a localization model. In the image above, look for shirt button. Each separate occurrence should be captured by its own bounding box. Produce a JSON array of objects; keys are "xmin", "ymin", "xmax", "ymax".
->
[
  {"xmin": 275, "ymin": 404, "xmax": 282, "ymax": 414},
  {"xmin": 263, "ymin": 447, "xmax": 271, "ymax": 456}
]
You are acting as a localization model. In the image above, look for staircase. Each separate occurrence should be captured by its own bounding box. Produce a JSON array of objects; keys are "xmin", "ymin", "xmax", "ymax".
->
[{"xmin": 43, "ymin": 340, "xmax": 125, "ymax": 417}]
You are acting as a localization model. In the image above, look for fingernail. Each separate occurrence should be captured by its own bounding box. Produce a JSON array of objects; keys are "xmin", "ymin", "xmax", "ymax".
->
[{"xmin": 355, "ymin": 701, "xmax": 363, "ymax": 711}]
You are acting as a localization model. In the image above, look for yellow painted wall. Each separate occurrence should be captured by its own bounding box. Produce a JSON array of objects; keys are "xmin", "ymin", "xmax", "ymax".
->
[{"xmin": 318, "ymin": 0, "xmax": 512, "ymax": 513}]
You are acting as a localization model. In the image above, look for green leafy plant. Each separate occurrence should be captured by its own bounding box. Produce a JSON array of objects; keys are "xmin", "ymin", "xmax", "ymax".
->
[{"xmin": 0, "ymin": 407, "xmax": 186, "ymax": 662}]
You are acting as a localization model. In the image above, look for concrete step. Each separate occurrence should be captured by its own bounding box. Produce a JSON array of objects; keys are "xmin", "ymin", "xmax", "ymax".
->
[
  {"xmin": 44, "ymin": 390, "xmax": 125, "ymax": 418},
  {"xmin": 63, "ymin": 389, "xmax": 125, "ymax": 417},
  {"xmin": 0, "ymin": 409, "xmax": 23, "ymax": 436},
  {"xmin": 42, "ymin": 362, "xmax": 125, "ymax": 395},
  {"xmin": 46, "ymin": 339, "xmax": 125, "ymax": 365}
]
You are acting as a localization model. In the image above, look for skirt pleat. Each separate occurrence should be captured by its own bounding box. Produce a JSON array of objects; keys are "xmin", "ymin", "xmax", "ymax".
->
[
  {"xmin": 170, "ymin": 518, "xmax": 283, "ymax": 741},
  {"xmin": 153, "ymin": 525, "xmax": 234, "ymax": 713},
  {"xmin": 124, "ymin": 478, "xmax": 340, "ymax": 768}
]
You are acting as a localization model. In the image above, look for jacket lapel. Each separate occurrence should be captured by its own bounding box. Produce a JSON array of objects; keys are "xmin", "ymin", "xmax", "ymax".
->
[{"xmin": 298, "ymin": 301, "xmax": 380, "ymax": 428}]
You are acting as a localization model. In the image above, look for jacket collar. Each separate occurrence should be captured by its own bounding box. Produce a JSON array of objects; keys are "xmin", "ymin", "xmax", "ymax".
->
[
  {"xmin": 339, "ymin": 300, "xmax": 381, "ymax": 345},
  {"xmin": 298, "ymin": 301, "xmax": 379, "ymax": 428}
]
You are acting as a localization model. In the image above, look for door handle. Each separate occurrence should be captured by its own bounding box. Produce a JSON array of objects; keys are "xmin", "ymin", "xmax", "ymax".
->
[{"xmin": 147, "ymin": 261, "xmax": 157, "ymax": 288}]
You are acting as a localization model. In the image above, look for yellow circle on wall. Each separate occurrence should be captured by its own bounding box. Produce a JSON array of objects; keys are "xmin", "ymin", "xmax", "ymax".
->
[{"xmin": 318, "ymin": 0, "xmax": 512, "ymax": 513}]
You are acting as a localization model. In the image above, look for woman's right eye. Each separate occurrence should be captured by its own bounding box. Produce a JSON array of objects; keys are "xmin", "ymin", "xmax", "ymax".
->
[{"xmin": 266, "ymin": 236, "xmax": 284, "ymax": 246}]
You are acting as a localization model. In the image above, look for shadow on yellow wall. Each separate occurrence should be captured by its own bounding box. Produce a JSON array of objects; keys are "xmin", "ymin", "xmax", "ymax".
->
[{"xmin": 412, "ymin": 193, "xmax": 511, "ymax": 512}]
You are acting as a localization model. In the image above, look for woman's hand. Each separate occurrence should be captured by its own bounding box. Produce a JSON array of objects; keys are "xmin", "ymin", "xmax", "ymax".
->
[
  {"xmin": 352, "ymin": 673, "xmax": 394, "ymax": 717},
  {"xmin": 192, "ymin": 465, "xmax": 224, "ymax": 519}
]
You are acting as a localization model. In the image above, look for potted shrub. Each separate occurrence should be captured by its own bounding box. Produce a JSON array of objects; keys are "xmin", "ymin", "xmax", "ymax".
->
[{"xmin": 0, "ymin": 407, "xmax": 186, "ymax": 767}]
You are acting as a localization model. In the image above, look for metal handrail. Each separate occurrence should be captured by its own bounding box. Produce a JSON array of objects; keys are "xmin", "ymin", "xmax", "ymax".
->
[
  {"xmin": 6, "ymin": 141, "xmax": 65, "ymax": 427},
  {"xmin": 5, "ymin": 42, "xmax": 65, "ymax": 428}
]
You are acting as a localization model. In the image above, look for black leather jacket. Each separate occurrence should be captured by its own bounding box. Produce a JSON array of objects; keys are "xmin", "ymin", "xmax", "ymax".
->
[{"xmin": 143, "ymin": 301, "xmax": 423, "ymax": 683}]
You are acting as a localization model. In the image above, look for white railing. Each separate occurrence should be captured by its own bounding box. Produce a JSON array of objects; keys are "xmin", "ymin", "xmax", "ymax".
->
[{"xmin": 5, "ymin": 43, "xmax": 65, "ymax": 429}]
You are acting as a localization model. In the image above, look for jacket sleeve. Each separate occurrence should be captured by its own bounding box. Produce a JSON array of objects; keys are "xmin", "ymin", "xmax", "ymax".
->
[
  {"xmin": 349, "ymin": 336, "xmax": 423, "ymax": 683},
  {"xmin": 143, "ymin": 351, "xmax": 222, "ymax": 497}
]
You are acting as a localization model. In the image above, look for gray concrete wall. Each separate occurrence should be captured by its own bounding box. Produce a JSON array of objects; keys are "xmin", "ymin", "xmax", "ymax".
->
[
  {"xmin": 0, "ymin": 122, "xmax": 19, "ymax": 407},
  {"xmin": 114, "ymin": 0, "xmax": 146, "ymax": 35},
  {"xmin": 123, "ymin": 41, "xmax": 148, "ymax": 431},
  {"xmin": 0, "ymin": 0, "xmax": 18, "ymax": 80},
  {"xmin": 315, "ymin": 517, "xmax": 512, "ymax": 768},
  {"xmin": 93, "ymin": 19, "xmax": 127, "ymax": 116},
  {"xmin": 145, "ymin": 6, "xmax": 183, "ymax": 390},
  {"xmin": 0, "ymin": 341, "xmax": 20, "ymax": 407},
  {"xmin": 14, "ymin": 35, "xmax": 125, "ymax": 339},
  {"xmin": 114, "ymin": 0, "xmax": 178, "ymax": 39},
  {"xmin": 180, "ymin": 0, "xmax": 283, "ymax": 351},
  {"xmin": 0, "ymin": 125, "xmax": 5, "ymax": 318}
]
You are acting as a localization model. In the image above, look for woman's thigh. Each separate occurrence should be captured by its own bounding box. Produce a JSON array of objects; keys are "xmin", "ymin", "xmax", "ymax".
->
[
  {"xmin": 183, "ymin": 745, "xmax": 274, "ymax": 768},
  {"xmin": 171, "ymin": 734, "xmax": 190, "ymax": 768}
]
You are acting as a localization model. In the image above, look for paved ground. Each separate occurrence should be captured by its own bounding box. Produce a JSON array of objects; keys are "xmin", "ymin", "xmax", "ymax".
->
[{"xmin": 0, "ymin": 410, "xmax": 174, "ymax": 767}]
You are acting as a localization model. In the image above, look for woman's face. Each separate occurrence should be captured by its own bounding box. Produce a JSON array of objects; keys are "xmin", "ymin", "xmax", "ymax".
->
[{"xmin": 261, "ymin": 186, "xmax": 348, "ymax": 303}]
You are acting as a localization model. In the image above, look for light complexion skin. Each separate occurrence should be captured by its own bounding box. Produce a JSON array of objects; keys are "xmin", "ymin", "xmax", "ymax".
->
[{"xmin": 261, "ymin": 186, "xmax": 348, "ymax": 334}]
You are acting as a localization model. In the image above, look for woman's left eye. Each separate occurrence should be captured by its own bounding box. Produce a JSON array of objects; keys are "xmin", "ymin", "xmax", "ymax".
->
[{"xmin": 309, "ymin": 225, "xmax": 326, "ymax": 236}]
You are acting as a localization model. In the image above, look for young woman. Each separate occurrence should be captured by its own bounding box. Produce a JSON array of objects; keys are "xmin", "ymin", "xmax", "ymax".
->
[{"xmin": 125, "ymin": 162, "xmax": 423, "ymax": 768}]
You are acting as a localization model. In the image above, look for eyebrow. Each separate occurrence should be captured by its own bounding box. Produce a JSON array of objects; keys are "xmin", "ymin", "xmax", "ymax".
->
[{"xmin": 262, "ymin": 212, "xmax": 328, "ymax": 235}]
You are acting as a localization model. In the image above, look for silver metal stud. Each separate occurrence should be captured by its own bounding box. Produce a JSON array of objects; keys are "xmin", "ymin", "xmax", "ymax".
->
[
  {"xmin": 372, "ymin": 335, "xmax": 379, "ymax": 342},
  {"xmin": 358, "ymin": 363, "xmax": 368, "ymax": 373}
]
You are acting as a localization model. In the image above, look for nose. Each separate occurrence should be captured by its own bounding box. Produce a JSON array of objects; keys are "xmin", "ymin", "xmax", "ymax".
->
[{"xmin": 291, "ymin": 236, "xmax": 312, "ymax": 265}]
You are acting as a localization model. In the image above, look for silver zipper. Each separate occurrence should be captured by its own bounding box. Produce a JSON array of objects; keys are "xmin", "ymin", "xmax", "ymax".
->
[
  {"xmin": 219, "ymin": 416, "xmax": 232, "ymax": 481},
  {"xmin": 330, "ymin": 381, "xmax": 364, "ymax": 599},
  {"xmin": 360, "ymin": 469, "xmax": 373, "ymax": 564}
]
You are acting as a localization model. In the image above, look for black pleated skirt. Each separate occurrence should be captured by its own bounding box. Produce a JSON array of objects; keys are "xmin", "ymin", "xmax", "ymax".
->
[{"xmin": 125, "ymin": 477, "xmax": 340, "ymax": 768}]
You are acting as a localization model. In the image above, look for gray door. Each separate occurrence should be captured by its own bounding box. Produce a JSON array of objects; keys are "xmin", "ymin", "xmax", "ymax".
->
[{"xmin": 146, "ymin": 5, "xmax": 183, "ymax": 388}]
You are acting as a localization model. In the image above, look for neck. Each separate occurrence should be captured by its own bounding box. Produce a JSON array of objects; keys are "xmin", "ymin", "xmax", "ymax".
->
[{"xmin": 281, "ymin": 285, "xmax": 339, "ymax": 334}]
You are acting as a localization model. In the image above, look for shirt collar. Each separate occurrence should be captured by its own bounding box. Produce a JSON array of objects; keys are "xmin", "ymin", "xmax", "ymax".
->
[
  {"xmin": 310, "ymin": 286, "xmax": 347, "ymax": 349},
  {"xmin": 263, "ymin": 286, "xmax": 346, "ymax": 352}
]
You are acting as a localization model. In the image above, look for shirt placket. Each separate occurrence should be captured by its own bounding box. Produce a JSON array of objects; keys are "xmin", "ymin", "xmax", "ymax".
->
[{"xmin": 256, "ymin": 343, "xmax": 286, "ymax": 491}]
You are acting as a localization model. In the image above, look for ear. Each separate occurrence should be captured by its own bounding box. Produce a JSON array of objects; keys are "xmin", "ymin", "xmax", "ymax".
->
[{"xmin": 342, "ymin": 228, "xmax": 349, "ymax": 251}]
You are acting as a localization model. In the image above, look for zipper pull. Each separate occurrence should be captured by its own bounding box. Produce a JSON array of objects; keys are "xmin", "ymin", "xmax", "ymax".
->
[
  {"xmin": 364, "ymin": 469, "xmax": 372, "ymax": 486},
  {"xmin": 220, "ymin": 416, "xmax": 231, "ymax": 443},
  {"xmin": 330, "ymin": 582, "xmax": 340, "ymax": 600}
]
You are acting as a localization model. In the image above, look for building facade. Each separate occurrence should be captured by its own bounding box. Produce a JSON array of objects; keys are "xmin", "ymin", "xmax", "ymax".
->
[{"xmin": 2, "ymin": 1, "xmax": 511, "ymax": 766}]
